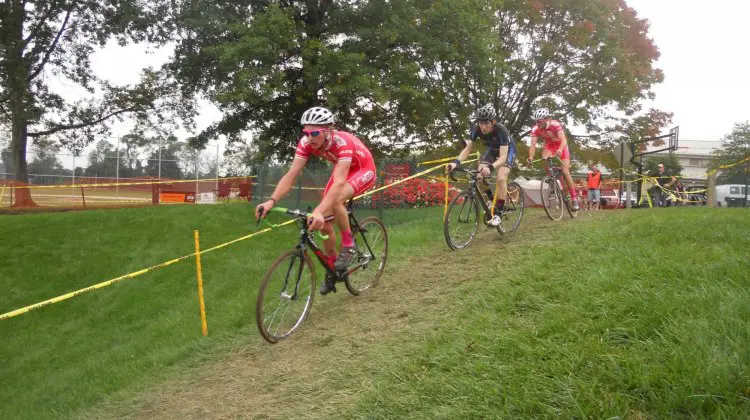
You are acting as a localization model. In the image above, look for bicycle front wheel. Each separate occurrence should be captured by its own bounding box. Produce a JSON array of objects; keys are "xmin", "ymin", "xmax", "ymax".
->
[
  {"xmin": 498, "ymin": 181, "xmax": 525, "ymax": 234},
  {"xmin": 444, "ymin": 190, "xmax": 480, "ymax": 250},
  {"xmin": 345, "ymin": 216, "xmax": 388, "ymax": 295},
  {"xmin": 540, "ymin": 177, "xmax": 564, "ymax": 221},
  {"xmin": 256, "ymin": 249, "xmax": 316, "ymax": 344}
]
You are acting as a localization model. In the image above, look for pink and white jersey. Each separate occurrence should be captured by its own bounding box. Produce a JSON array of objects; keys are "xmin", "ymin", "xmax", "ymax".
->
[
  {"xmin": 531, "ymin": 120, "xmax": 564, "ymax": 150},
  {"xmin": 294, "ymin": 130, "xmax": 374, "ymax": 171}
]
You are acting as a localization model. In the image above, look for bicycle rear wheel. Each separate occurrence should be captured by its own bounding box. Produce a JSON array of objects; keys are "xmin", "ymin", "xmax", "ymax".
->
[
  {"xmin": 540, "ymin": 177, "xmax": 564, "ymax": 221},
  {"xmin": 498, "ymin": 181, "xmax": 525, "ymax": 233},
  {"xmin": 256, "ymin": 249, "xmax": 316, "ymax": 344},
  {"xmin": 444, "ymin": 191, "xmax": 480, "ymax": 250},
  {"xmin": 345, "ymin": 216, "xmax": 388, "ymax": 295}
]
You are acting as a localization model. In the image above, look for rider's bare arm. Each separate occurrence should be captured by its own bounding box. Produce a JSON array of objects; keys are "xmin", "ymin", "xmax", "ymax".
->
[
  {"xmin": 556, "ymin": 130, "xmax": 568, "ymax": 155},
  {"xmin": 269, "ymin": 157, "xmax": 306, "ymax": 202},
  {"xmin": 313, "ymin": 159, "xmax": 351, "ymax": 216},
  {"xmin": 528, "ymin": 136, "xmax": 538, "ymax": 160},
  {"xmin": 457, "ymin": 141, "xmax": 473, "ymax": 163}
]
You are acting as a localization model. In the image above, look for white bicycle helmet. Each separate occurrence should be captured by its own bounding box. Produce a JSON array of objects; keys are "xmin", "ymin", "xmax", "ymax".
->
[
  {"xmin": 533, "ymin": 108, "xmax": 550, "ymax": 120},
  {"xmin": 474, "ymin": 104, "xmax": 496, "ymax": 121},
  {"xmin": 300, "ymin": 106, "xmax": 335, "ymax": 125}
]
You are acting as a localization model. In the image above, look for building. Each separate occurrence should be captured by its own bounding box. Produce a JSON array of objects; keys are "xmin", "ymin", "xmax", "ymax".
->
[{"xmin": 649, "ymin": 140, "xmax": 718, "ymax": 184}]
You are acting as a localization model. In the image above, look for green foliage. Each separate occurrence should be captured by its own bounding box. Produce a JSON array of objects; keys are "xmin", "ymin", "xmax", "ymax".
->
[
  {"xmin": 711, "ymin": 122, "xmax": 750, "ymax": 184},
  {"xmin": 27, "ymin": 145, "xmax": 66, "ymax": 176},
  {"xmin": 644, "ymin": 152, "xmax": 683, "ymax": 177},
  {"xmin": 0, "ymin": 0, "xmax": 191, "ymax": 182},
  {"xmin": 169, "ymin": 0, "xmax": 669, "ymax": 162}
]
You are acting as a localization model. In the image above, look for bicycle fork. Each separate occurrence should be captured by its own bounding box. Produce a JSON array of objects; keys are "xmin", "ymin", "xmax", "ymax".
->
[{"xmin": 280, "ymin": 248, "xmax": 307, "ymax": 301}]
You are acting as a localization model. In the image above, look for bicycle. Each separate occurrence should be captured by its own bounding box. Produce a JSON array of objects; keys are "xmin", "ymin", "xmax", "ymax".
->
[
  {"xmin": 443, "ymin": 166, "xmax": 525, "ymax": 250},
  {"xmin": 255, "ymin": 201, "xmax": 388, "ymax": 344},
  {"xmin": 535, "ymin": 156, "xmax": 579, "ymax": 221}
]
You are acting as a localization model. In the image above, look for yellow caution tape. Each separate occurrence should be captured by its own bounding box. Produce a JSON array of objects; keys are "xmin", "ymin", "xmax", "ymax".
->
[
  {"xmin": 418, "ymin": 152, "xmax": 480, "ymax": 166},
  {"xmin": 2, "ymin": 158, "xmax": 479, "ymax": 321},
  {"xmin": 0, "ymin": 219, "xmax": 295, "ymax": 321},
  {"xmin": 706, "ymin": 154, "xmax": 750, "ymax": 176}
]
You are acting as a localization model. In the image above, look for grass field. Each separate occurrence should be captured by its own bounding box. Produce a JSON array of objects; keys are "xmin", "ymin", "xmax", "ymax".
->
[{"xmin": 1, "ymin": 205, "xmax": 749, "ymax": 418}]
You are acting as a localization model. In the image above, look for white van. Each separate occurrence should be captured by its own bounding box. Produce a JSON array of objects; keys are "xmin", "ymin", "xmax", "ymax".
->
[{"xmin": 715, "ymin": 184, "xmax": 748, "ymax": 207}]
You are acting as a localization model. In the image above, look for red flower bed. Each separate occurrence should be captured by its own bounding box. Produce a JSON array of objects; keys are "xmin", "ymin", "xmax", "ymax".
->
[{"xmin": 371, "ymin": 177, "xmax": 459, "ymax": 208}]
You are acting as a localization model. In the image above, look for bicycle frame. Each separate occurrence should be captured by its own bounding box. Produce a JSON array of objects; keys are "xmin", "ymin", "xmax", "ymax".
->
[
  {"xmin": 265, "ymin": 201, "xmax": 379, "ymax": 282},
  {"xmin": 450, "ymin": 167, "xmax": 498, "ymax": 218},
  {"xmin": 543, "ymin": 156, "xmax": 566, "ymax": 189},
  {"xmin": 538, "ymin": 156, "xmax": 578, "ymax": 217}
]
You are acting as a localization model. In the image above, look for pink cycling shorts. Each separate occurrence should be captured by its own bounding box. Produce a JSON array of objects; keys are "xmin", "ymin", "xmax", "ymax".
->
[
  {"xmin": 323, "ymin": 159, "xmax": 377, "ymax": 198},
  {"xmin": 544, "ymin": 144, "xmax": 570, "ymax": 160}
]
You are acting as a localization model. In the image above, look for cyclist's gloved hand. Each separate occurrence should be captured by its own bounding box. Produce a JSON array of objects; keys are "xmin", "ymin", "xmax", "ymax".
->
[
  {"xmin": 526, "ymin": 157, "xmax": 533, "ymax": 166},
  {"xmin": 447, "ymin": 162, "xmax": 457, "ymax": 172},
  {"xmin": 307, "ymin": 210, "xmax": 326, "ymax": 231},
  {"xmin": 479, "ymin": 165, "xmax": 491, "ymax": 178}
]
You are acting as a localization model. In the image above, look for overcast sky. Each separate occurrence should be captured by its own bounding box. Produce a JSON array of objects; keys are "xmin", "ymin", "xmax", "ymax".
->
[{"xmin": 48, "ymin": 0, "xmax": 747, "ymax": 168}]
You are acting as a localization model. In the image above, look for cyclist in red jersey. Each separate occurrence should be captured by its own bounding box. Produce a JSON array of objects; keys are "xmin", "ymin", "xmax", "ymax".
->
[
  {"xmin": 526, "ymin": 108, "xmax": 580, "ymax": 210},
  {"xmin": 255, "ymin": 106, "xmax": 377, "ymax": 294}
]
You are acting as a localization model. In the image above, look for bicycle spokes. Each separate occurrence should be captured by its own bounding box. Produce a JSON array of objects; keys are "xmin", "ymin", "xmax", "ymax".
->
[
  {"xmin": 256, "ymin": 251, "xmax": 315, "ymax": 344},
  {"xmin": 458, "ymin": 195, "xmax": 475, "ymax": 223},
  {"xmin": 344, "ymin": 217, "xmax": 388, "ymax": 295}
]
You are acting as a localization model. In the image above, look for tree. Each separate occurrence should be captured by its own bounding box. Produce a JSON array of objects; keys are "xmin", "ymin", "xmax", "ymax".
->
[
  {"xmin": 118, "ymin": 132, "xmax": 153, "ymax": 177},
  {"xmin": 144, "ymin": 137, "xmax": 184, "ymax": 179},
  {"xmin": 643, "ymin": 152, "xmax": 683, "ymax": 177},
  {"xmin": 367, "ymin": 0, "xmax": 671, "ymax": 149},
  {"xmin": 169, "ymin": 0, "xmax": 385, "ymax": 161},
  {"xmin": 169, "ymin": 0, "xmax": 669, "ymax": 165},
  {"xmin": 85, "ymin": 139, "xmax": 117, "ymax": 177},
  {"xmin": 0, "ymin": 0, "xmax": 191, "ymax": 205},
  {"xmin": 27, "ymin": 144, "xmax": 65, "ymax": 176},
  {"xmin": 180, "ymin": 145, "xmax": 203, "ymax": 179},
  {"xmin": 711, "ymin": 122, "xmax": 750, "ymax": 184}
]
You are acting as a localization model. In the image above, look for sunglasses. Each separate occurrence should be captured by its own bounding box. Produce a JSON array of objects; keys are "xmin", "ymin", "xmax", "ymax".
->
[
  {"xmin": 478, "ymin": 119, "xmax": 493, "ymax": 124},
  {"xmin": 302, "ymin": 129, "xmax": 324, "ymax": 137}
]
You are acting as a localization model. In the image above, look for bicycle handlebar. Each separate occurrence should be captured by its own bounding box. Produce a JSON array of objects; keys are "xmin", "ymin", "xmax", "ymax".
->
[
  {"xmin": 260, "ymin": 207, "xmax": 330, "ymax": 240},
  {"xmin": 448, "ymin": 165, "xmax": 488, "ymax": 184},
  {"xmin": 527, "ymin": 155, "xmax": 563, "ymax": 167}
]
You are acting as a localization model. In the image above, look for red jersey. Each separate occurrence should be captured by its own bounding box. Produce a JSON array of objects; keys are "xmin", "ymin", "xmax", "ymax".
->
[
  {"xmin": 294, "ymin": 130, "xmax": 374, "ymax": 171},
  {"xmin": 531, "ymin": 120, "xmax": 565, "ymax": 150}
]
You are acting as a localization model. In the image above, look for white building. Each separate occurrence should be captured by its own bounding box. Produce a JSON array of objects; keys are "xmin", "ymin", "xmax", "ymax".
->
[{"xmin": 647, "ymin": 140, "xmax": 718, "ymax": 184}]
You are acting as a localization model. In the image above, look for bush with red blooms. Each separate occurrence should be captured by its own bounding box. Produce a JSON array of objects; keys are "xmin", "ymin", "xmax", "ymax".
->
[{"xmin": 371, "ymin": 177, "xmax": 459, "ymax": 208}]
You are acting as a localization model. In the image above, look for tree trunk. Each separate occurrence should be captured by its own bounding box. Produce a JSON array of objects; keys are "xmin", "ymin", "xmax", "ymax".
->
[
  {"xmin": 10, "ymin": 119, "xmax": 36, "ymax": 207},
  {"xmin": 6, "ymin": 0, "xmax": 37, "ymax": 206}
]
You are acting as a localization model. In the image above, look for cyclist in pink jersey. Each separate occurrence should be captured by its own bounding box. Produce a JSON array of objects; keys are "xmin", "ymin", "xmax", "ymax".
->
[
  {"xmin": 526, "ymin": 108, "xmax": 580, "ymax": 210},
  {"xmin": 255, "ymin": 106, "xmax": 377, "ymax": 294}
]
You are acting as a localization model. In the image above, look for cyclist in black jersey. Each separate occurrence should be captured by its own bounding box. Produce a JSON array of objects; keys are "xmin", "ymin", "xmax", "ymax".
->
[{"xmin": 447, "ymin": 104, "xmax": 517, "ymax": 227}]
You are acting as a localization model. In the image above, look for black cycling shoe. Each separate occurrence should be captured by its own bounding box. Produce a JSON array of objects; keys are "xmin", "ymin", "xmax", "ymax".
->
[
  {"xmin": 334, "ymin": 246, "xmax": 357, "ymax": 272},
  {"xmin": 319, "ymin": 272, "xmax": 337, "ymax": 295}
]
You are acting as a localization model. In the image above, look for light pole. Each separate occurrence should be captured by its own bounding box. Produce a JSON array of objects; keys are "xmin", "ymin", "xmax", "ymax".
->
[
  {"xmin": 158, "ymin": 139, "xmax": 163, "ymax": 180},
  {"xmin": 115, "ymin": 135, "xmax": 120, "ymax": 199}
]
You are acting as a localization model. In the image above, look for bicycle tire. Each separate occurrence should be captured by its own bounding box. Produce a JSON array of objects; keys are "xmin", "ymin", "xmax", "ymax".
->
[
  {"xmin": 498, "ymin": 181, "xmax": 525, "ymax": 233},
  {"xmin": 444, "ymin": 190, "xmax": 480, "ymax": 250},
  {"xmin": 345, "ymin": 216, "xmax": 388, "ymax": 295},
  {"xmin": 256, "ymin": 249, "xmax": 316, "ymax": 344},
  {"xmin": 540, "ymin": 176, "xmax": 564, "ymax": 221}
]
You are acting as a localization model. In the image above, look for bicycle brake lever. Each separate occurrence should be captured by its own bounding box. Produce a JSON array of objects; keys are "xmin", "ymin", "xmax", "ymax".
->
[{"xmin": 256, "ymin": 207, "xmax": 264, "ymax": 227}]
